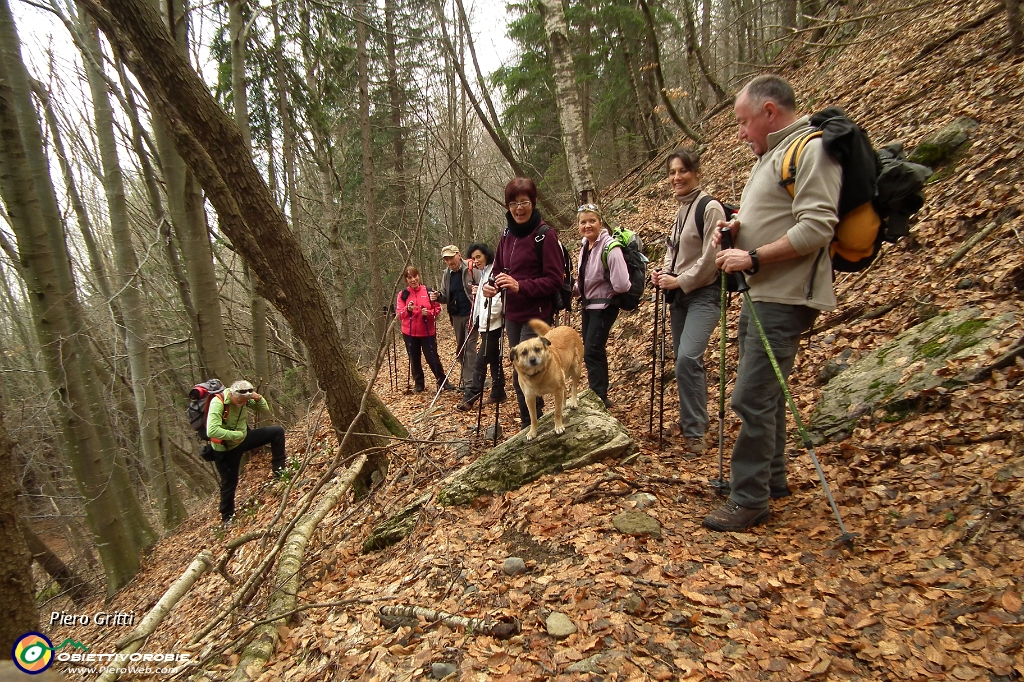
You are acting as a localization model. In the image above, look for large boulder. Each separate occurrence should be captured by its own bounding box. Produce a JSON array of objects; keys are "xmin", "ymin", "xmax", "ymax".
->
[
  {"xmin": 364, "ymin": 391, "xmax": 635, "ymax": 551},
  {"xmin": 435, "ymin": 390, "xmax": 635, "ymax": 506},
  {"xmin": 808, "ymin": 308, "xmax": 1016, "ymax": 443},
  {"xmin": 907, "ymin": 117, "xmax": 978, "ymax": 168}
]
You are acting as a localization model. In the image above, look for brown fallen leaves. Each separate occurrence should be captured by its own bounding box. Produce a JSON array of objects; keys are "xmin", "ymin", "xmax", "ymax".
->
[{"xmin": 44, "ymin": 0, "xmax": 1024, "ymax": 678}]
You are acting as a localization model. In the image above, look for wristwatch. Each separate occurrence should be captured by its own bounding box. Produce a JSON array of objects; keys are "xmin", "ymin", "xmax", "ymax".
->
[{"xmin": 745, "ymin": 249, "xmax": 760, "ymax": 275}]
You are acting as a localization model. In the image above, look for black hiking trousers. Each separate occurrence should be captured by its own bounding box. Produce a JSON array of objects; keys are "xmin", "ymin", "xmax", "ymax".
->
[{"xmin": 216, "ymin": 425, "xmax": 286, "ymax": 522}]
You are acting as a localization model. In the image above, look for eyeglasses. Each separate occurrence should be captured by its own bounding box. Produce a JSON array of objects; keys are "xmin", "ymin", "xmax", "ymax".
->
[
  {"xmin": 577, "ymin": 203, "xmax": 599, "ymax": 213},
  {"xmin": 235, "ymin": 388, "xmax": 254, "ymax": 395},
  {"xmin": 508, "ymin": 200, "xmax": 532, "ymax": 209}
]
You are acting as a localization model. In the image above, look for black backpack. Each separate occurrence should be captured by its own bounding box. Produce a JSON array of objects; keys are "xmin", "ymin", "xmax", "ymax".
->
[
  {"xmin": 694, "ymin": 197, "xmax": 738, "ymax": 240},
  {"xmin": 534, "ymin": 225, "xmax": 574, "ymax": 315},
  {"xmin": 598, "ymin": 227, "xmax": 648, "ymax": 311},
  {"xmin": 780, "ymin": 108, "xmax": 931, "ymax": 272}
]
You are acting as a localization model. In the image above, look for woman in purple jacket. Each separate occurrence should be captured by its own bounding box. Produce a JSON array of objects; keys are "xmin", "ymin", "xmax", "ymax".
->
[
  {"xmin": 481, "ymin": 178, "xmax": 564, "ymax": 430},
  {"xmin": 574, "ymin": 205, "xmax": 630, "ymax": 408}
]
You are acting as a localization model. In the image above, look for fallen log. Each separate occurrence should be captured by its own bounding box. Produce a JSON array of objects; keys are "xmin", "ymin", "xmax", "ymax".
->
[
  {"xmin": 377, "ymin": 605, "xmax": 520, "ymax": 639},
  {"xmin": 229, "ymin": 454, "xmax": 367, "ymax": 681},
  {"xmin": 96, "ymin": 550, "xmax": 213, "ymax": 682},
  {"xmin": 363, "ymin": 391, "xmax": 634, "ymax": 551}
]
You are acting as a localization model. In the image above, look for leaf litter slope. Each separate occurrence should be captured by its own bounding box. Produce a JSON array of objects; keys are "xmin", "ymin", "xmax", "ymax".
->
[{"xmin": 49, "ymin": 0, "xmax": 1023, "ymax": 678}]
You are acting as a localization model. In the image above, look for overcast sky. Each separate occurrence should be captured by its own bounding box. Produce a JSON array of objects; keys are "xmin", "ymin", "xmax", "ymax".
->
[{"xmin": 11, "ymin": 0, "xmax": 517, "ymax": 96}]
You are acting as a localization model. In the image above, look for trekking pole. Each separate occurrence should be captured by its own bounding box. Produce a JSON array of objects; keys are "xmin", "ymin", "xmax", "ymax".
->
[
  {"xmin": 493, "ymin": 281, "xmax": 509, "ymax": 447},
  {"xmin": 476, "ymin": 294, "xmax": 494, "ymax": 438},
  {"xmin": 391, "ymin": 319, "xmax": 399, "ymax": 391},
  {"xmin": 648, "ymin": 279, "xmax": 660, "ymax": 435},
  {"xmin": 710, "ymin": 231, "xmax": 738, "ymax": 496},
  {"xmin": 658, "ymin": 288, "xmax": 667, "ymax": 451},
  {"xmin": 722, "ymin": 228, "xmax": 857, "ymax": 545},
  {"xmin": 428, "ymin": 323, "xmax": 477, "ymax": 411}
]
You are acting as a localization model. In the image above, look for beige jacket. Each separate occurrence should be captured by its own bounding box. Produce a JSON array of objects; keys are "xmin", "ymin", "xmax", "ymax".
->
[
  {"xmin": 735, "ymin": 116, "xmax": 841, "ymax": 311},
  {"xmin": 662, "ymin": 189, "xmax": 724, "ymax": 294}
]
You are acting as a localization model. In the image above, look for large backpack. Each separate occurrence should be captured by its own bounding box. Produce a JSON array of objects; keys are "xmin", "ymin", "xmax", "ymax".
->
[
  {"xmin": 533, "ymin": 225, "xmax": 574, "ymax": 315},
  {"xmin": 598, "ymin": 228, "xmax": 648, "ymax": 311},
  {"xmin": 187, "ymin": 379, "xmax": 225, "ymax": 442},
  {"xmin": 780, "ymin": 108, "xmax": 931, "ymax": 272}
]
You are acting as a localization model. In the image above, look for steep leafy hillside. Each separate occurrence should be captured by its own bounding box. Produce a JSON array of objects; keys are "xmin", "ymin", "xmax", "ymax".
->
[{"xmin": 46, "ymin": 1, "xmax": 1022, "ymax": 680}]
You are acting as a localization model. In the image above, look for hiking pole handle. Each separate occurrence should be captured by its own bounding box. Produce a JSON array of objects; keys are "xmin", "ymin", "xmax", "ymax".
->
[{"xmin": 719, "ymin": 227, "xmax": 750, "ymax": 294}]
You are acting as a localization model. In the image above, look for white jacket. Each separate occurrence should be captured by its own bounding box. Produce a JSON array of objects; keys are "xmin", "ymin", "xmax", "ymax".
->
[{"xmin": 472, "ymin": 265, "xmax": 505, "ymax": 331}]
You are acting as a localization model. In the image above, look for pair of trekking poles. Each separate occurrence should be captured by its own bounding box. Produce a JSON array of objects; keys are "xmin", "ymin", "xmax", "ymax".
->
[
  {"xmin": 423, "ymin": 278, "xmax": 505, "ymax": 447},
  {"xmin": 649, "ymin": 227, "xmax": 856, "ymax": 545}
]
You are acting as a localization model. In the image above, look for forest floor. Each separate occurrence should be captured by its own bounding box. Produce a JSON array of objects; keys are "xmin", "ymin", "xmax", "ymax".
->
[{"xmin": 46, "ymin": 0, "xmax": 1024, "ymax": 679}]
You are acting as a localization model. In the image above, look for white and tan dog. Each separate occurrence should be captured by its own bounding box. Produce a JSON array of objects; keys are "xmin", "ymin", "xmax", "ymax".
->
[{"xmin": 509, "ymin": 319, "xmax": 584, "ymax": 440}]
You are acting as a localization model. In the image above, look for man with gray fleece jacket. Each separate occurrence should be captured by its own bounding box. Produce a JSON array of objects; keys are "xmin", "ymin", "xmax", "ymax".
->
[{"xmin": 706, "ymin": 74, "xmax": 841, "ymax": 532}]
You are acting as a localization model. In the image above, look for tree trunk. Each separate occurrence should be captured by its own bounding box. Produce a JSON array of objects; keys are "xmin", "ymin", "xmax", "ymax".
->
[
  {"xmin": 683, "ymin": 0, "xmax": 727, "ymax": 105},
  {"xmin": 618, "ymin": 30, "xmax": 657, "ymax": 157},
  {"xmin": 356, "ymin": 0, "xmax": 386, "ymax": 348},
  {"xmin": 21, "ymin": 523, "xmax": 90, "ymax": 606},
  {"xmin": 383, "ymin": 0, "xmax": 407, "ymax": 228},
  {"xmin": 89, "ymin": 0, "xmax": 406, "ymax": 456},
  {"xmin": 637, "ymin": 0, "xmax": 703, "ymax": 143},
  {"xmin": 1007, "ymin": 0, "xmax": 1023, "ymax": 50},
  {"xmin": 435, "ymin": 0, "xmax": 571, "ymax": 230},
  {"xmin": 0, "ymin": 0, "xmax": 155, "ymax": 592},
  {"xmin": 228, "ymin": 0, "xmax": 271, "ymax": 390},
  {"xmin": 81, "ymin": 15, "xmax": 187, "ymax": 531},
  {"xmin": 151, "ymin": 0, "xmax": 233, "ymax": 382},
  {"xmin": 537, "ymin": 0, "xmax": 597, "ymax": 205},
  {"xmin": 0, "ymin": 405, "xmax": 38, "ymax": 646},
  {"xmin": 31, "ymin": 80, "xmax": 117, "ymax": 304}
]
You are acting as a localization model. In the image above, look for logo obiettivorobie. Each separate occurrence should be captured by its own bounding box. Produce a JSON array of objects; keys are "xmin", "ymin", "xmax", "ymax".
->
[{"xmin": 11, "ymin": 632, "xmax": 89, "ymax": 674}]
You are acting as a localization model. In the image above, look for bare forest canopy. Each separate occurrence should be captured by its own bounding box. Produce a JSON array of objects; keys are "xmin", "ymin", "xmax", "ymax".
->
[{"xmin": 1, "ymin": 0, "xmax": 1023, "ymax": 675}]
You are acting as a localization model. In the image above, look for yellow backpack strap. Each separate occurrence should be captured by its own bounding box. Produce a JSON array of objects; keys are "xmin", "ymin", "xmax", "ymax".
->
[{"xmin": 779, "ymin": 130, "xmax": 823, "ymax": 198}]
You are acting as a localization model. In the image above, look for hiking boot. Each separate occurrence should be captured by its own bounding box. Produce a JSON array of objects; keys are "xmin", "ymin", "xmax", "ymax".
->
[
  {"xmin": 485, "ymin": 390, "xmax": 507, "ymax": 405},
  {"xmin": 702, "ymin": 500, "xmax": 769, "ymax": 532},
  {"xmin": 686, "ymin": 436, "xmax": 706, "ymax": 455},
  {"xmin": 601, "ymin": 396, "xmax": 613, "ymax": 408},
  {"xmin": 442, "ymin": 380, "xmax": 459, "ymax": 392},
  {"xmin": 413, "ymin": 384, "xmax": 425, "ymax": 394},
  {"xmin": 770, "ymin": 484, "xmax": 792, "ymax": 499},
  {"xmin": 220, "ymin": 515, "xmax": 234, "ymax": 529},
  {"xmin": 456, "ymin": 393, "xmax": 481, "ymax": 412}
]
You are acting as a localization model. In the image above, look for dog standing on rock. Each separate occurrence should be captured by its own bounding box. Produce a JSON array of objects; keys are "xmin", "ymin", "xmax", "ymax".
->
[{"xmin": 509, "ymin": 319, "xmax": 584, "ymax": 440}]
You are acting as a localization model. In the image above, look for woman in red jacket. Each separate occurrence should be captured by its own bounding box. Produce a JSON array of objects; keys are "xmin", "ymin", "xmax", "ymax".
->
[{"xmin": 397, "ymin": 266, "xmax": 448, "ymax": 393}]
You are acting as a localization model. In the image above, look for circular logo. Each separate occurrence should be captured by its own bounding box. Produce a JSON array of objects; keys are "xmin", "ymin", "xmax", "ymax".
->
[{"xmin": 12, "ymin": 632, "xmax": 54, "ymax": 674}]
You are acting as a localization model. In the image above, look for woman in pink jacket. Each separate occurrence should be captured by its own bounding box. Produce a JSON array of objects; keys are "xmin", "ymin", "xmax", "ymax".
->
[{"xmin": 397, "ymin": 266, "xmax": 448, "ymax": 393}]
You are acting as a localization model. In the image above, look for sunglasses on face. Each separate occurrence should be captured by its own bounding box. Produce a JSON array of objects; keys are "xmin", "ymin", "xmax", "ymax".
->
[{"xmin": 235, "ymin": 389, "xmax": 254, "ymax": 395}]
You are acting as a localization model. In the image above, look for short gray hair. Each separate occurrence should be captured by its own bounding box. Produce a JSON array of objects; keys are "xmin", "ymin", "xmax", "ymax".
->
[
  {"xmin": 741, "ymin": 75, "xmax": 796, "ymax": 111},
  {"xmin": 230, "ymin": 380, "xmax": 254, "ymax": 392}
]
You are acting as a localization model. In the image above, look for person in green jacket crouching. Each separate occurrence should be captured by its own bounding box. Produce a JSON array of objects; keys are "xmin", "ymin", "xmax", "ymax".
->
[{"xmin": 206, "ymin": 379, "xmax": 286, "ymax": 525}]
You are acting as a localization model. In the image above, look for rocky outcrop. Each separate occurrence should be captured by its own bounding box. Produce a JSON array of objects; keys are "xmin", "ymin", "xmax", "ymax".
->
[
  {"xmin": 363, "ymin": 391, "xmax": 635, "ymax": 552},
  {"xmin": 809, "ymin": 308, "xmax": 1016, "ymax": 443}
]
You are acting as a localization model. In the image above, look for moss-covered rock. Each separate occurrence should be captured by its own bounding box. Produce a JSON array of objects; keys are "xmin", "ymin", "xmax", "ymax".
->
[
  {"xmin": 808, "ymin": 308, "xmax": 1015, "ymax": 443},
  {"xmin": 363, "ymin": 391, "xmax": 635, "ymax": 551},
  {"xmin": 908, "ymin": 117, "xmax": 978, "ymax": 168},
  {"xmin": 436, "ymin": 391, "xmax": 635, "ymax": 506},
  {"xmin": 361, "ymin": 493, "xmax": 431, "ymax": 552}
]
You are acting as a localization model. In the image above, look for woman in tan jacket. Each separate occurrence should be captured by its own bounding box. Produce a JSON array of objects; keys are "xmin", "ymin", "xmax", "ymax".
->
[{"xmin": 651, "ymin": 149, "xmax": 725, "ymax": 454}]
